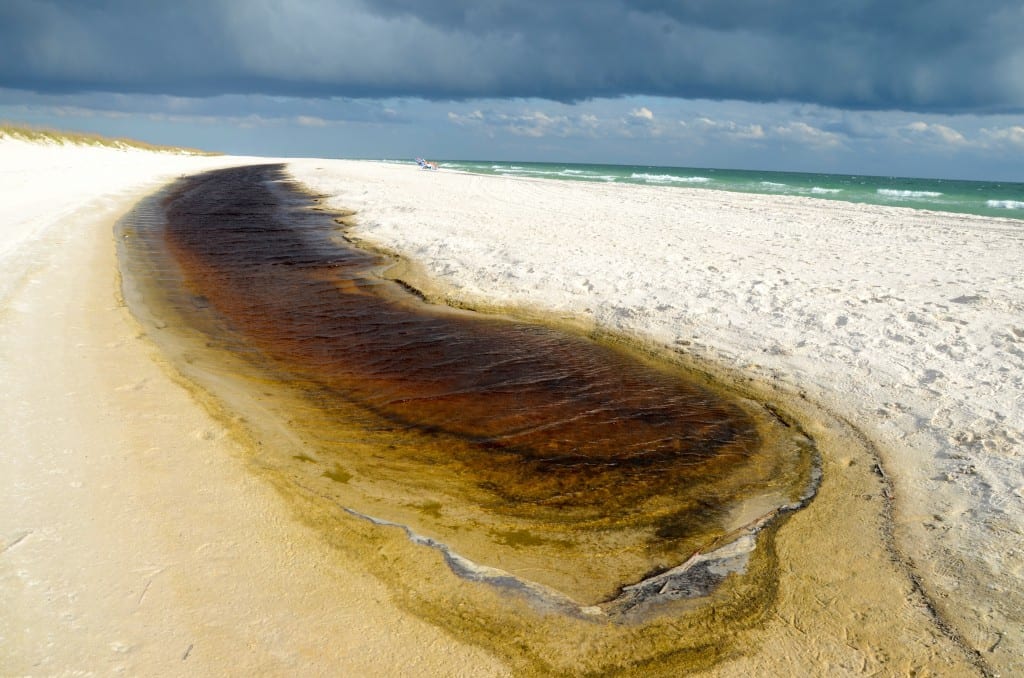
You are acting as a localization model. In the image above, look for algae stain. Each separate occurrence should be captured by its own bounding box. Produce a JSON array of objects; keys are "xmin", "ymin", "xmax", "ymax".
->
[
  {"xmin": 322, "ymin": 464, "xmax": 351, "ymax": 484},
  {"xmin": 491, "ymin": 528, "xmax": 563, "ymax": 548},
  {"xmin": 413, "ymin": 500, "xmax": 443, "ymax": 519}
]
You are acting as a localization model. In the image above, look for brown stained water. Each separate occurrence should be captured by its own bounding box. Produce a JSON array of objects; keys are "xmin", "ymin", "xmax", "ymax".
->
[
  {"xmin": 118, "ymin": 165, "xmax": 817, "ymax": 652},
  {"xmin": 164, "ymin": 167, "xmax": 756, "ymax": 505}
]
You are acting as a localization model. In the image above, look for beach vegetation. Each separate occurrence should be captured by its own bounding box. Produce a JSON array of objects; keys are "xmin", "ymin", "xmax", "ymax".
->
[{"xmin": 0, "ymin": 121, "xmax": 220, "ymax": 155}]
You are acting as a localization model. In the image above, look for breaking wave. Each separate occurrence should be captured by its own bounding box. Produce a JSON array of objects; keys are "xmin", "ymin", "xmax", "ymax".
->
[
  {"xmin": 986, "ymin": 200, "xmax": 1024, "ymax": 210},
  {"xmin": 878, "ymin": 189, "xmax": 943, "ymax": 198},
  {"xmin": 631, "ymin": 173, "xmax": 711, "ymax": 184}
]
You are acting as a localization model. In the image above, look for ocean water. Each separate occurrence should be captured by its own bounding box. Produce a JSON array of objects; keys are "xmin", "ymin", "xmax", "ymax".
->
[{"xmin": 432, "ymin": 160, "xmax": 1024, "ymax": 220}]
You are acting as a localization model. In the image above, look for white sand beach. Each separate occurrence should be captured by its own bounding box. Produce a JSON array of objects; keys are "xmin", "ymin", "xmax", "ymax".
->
[{"xmin": 2, "ymin": 137, "xmax": 1020, "ymax": 675}]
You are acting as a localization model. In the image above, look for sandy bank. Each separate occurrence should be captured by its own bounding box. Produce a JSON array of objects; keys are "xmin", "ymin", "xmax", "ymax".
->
[
  {"xmin": 290, "ymin": 159, "xmax": 1022, "ymax": 676},
  {"xmin": 0, "ymin": 141, "xmax": 507, "ymax": 675}
]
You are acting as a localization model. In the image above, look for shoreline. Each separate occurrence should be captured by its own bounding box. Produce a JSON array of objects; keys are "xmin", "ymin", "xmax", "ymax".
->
[{"xmin": 435, "ymin": 159, "xmax": 1024, "ymax": 222}]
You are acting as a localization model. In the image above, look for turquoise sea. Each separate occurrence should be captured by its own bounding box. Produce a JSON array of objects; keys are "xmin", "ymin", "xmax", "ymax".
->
[{"xmin": 431, "ymin": 160, "xmax": 1024, "ymax": 220}]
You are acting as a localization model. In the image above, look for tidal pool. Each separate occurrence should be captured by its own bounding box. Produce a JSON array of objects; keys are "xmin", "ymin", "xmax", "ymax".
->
[{"xmin": 117, "ymin": 164, "xmax": 819, "ymax": 670}]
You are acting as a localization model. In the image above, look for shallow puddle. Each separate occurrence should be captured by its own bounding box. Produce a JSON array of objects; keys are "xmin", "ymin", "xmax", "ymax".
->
[{"xmin": 117, "ymin": 165, "xmax": 819, "ymax": 669}]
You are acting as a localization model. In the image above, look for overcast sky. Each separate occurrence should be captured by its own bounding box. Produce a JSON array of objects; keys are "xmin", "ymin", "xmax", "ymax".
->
[{"xmin": 2, "ymin": 0, "xmax": 1023, "ymax": 180}]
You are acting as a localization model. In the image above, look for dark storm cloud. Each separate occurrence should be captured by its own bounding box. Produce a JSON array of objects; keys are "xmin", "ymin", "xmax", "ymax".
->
[{"xmin": 2, "ymin": 0, "xmax": 1022, "ymax": 112}]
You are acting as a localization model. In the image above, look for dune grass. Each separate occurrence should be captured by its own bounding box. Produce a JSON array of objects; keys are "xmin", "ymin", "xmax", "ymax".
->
[{"xmin": 0, "ymin": 122, "xmax": 220, "ymax": 155}]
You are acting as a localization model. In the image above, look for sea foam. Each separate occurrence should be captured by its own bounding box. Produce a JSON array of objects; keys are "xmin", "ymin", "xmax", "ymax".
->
[
  {"xmin": 878, "ymin": 189, "xmax": 943, "ymax": 198},
  {"xmin": 497, "ymin": 168, "xmax": 559, "ymax": 176},
  {"xmin": 986, "ymin": 199, "xmax": 1024, "ymax": 210},
  {"xmin": 811, "ymin": 187, "xmax": 842, "ymax": 194},
  {"xmin": 631, "ymin": 173, "xmax": 710, "ymax": 184}
]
